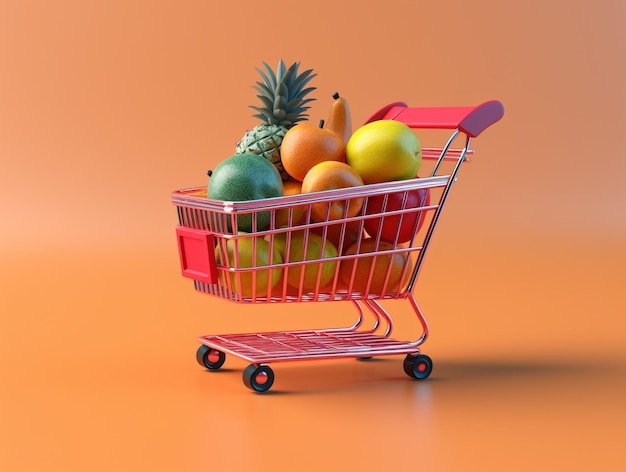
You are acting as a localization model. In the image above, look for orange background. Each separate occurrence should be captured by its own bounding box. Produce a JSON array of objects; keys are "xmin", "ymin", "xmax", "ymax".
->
[{"xmin": 1, "ymin": 0, "xmax": 625, "ymax": 470}]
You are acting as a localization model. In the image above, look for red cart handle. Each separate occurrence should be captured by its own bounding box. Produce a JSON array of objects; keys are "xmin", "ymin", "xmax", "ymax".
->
[{"xmin": 364, "ymin": 100, "xmax": 504, "ymax": 138}]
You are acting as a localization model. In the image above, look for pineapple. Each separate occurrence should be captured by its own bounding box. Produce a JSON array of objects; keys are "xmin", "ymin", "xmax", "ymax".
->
[{"xmin": 235, "ymin": 59, "xmax": 317, "ymax": 180}]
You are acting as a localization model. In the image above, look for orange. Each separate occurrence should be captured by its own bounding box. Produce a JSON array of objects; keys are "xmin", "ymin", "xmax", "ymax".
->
[
  {"xmin": 311, "ymin": 219, "xmax": 364, "ymax": 253},
  {"xmin": 273, "ymin": 179, "xmax": 307, "ymax": 228},
  {"xmin": 301, "ymin": 161, "xmax": 364, "ymax": 222},
  {"xmin": 339, "ymin": 239, "xmax": 412, "ymax": 295},
  {"xmin": 280, "ymin": 122, "xmax": 345, "ymax": 181}
]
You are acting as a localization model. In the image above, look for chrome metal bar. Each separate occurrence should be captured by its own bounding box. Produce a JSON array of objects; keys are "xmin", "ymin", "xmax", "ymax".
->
[
  {"xmin": 407, "ymin": 133, "xmax": 471, "ymax": 292},
  {"xmin": 431, "ymin": 129, "xmax": 461, "ymax": 177},
  {"xmin": 365, "ymin": 299, "xmax": 394, "ymax": 338},
  {"xmin": 406, "ymin": 292, "xmax": 430, "ymax": 347}
]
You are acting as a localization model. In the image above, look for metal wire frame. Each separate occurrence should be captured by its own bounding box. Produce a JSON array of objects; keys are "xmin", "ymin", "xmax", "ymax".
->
[
  {"xmin": 196, "ymin": 292, "xmax": 430, "ymax": 365},
  {"xmin": 174, "ymin": 131, "xmax": 473, "ymax": 306},
  {"xmin": 176, "ymin": 130, "xmax": 473, "ymax": 365}
]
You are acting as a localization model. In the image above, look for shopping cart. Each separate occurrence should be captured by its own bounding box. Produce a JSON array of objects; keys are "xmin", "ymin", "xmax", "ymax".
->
[{"xmin": 172, "ymin": 100, "xmax": 504, "ymax": 392}]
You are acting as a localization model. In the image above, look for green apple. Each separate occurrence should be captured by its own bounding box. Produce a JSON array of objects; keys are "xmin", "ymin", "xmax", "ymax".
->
[{"xmin": 345, "ymin": 120, "xmax": 421, "ymax": 184}]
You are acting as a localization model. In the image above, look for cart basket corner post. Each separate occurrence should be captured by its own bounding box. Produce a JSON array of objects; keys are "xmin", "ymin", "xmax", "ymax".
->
[{"xmin": 172, "ymin": 100, "xmax": 504, "ymax": 392}]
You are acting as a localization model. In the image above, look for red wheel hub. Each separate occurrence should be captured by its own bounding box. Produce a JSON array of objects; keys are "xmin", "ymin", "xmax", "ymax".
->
[
  {"xmin": 255, "ymin": 371, "xmax": 269, "ymax": 385},
  {"xmin": 208, "ymin": 350, "xmax": 221, "ymax": 363}
]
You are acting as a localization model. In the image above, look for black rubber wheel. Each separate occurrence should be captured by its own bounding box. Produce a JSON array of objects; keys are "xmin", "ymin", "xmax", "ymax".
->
[
  {"xmin": 196, "ymin": 345, "xmax": 226, "ymax": 370},
  {"xmin": 243, "ymin": 364, "xmax": 275, "ymax": 393},
  {"xmin": 356, "ymin": 356, "xmax": 373, "ymax": 361},
  {"xmin": 403, "ymin": 353, "xmax": 433, "ymax": 380}
]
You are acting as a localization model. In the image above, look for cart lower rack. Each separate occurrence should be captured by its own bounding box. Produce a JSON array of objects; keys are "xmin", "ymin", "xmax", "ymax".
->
[{"xmin": 173, "ymin": 100, "xmax": 504, "ymax": 392}]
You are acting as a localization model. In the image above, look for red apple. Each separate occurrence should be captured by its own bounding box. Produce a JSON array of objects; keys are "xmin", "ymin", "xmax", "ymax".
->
[{"xmin": 363, "ymin": 179, "xmax": 430, "ymax": 244}]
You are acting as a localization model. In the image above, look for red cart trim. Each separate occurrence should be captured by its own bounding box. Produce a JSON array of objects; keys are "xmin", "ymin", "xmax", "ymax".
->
[
  {"xmin": 176, "ymin": 227, "xmax": 217, "ymax": 284},
  {"xmin": 366, "ymin": 100, "xmax": 504, "ymax": 138}
]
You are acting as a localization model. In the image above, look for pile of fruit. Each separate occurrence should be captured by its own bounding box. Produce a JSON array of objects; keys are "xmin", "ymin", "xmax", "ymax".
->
[{"xmin": 207, "ymin": 59, "xmax": 430, "ymax": 298}]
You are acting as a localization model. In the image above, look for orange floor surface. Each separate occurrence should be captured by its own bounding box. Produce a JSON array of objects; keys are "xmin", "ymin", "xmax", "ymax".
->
[
  {"xmin": 2, "ymin": 1, "xmax": 625, "ymax": 471},
  {"xmin": 2, "ymin": 242, "xmax": 625, "ymax": 471}
]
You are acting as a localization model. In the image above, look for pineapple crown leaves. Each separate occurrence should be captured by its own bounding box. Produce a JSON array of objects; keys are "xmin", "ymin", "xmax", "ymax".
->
[{"xmin": 249, "ymin": 59, "xmax": 317, "ymax": 127}]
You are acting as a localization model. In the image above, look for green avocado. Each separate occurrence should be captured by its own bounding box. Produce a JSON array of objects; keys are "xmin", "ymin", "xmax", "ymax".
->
[{"xmin": 207, "ymin": 153, "xmax": 284, "ymax": 232}]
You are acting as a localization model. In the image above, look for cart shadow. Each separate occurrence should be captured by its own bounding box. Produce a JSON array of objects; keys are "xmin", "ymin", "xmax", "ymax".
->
[
  {"xmin": 256, "ymin": 357, "xmax": 402, "ymax": 395},
  {"xmin": 247, "ymin": 356, "xmax": 624, "ymax": 395},
  {"xmin": 201, "ymin": 368, "xmax": 240, "ymax": 374},
  {"xmin": 430, "ymin": 357, "xmax": 620, "ymax": 381}
]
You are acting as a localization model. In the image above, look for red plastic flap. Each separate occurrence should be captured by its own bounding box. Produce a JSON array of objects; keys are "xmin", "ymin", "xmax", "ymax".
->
[
  {"xmin": 366, "ymin": 100, "xmax": 504, "ymax": 138},
  {"xmin": 176, "ymin": 227, "xmax": 218, "ymax": 284}
]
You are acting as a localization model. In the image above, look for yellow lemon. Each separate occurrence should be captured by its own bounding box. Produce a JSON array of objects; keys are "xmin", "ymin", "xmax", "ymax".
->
[
  {"xmin": 215, "ymin": 234, "xmax": 283, "ymax": 298},
  {"xmin": 346, "ymin": 120, "xmax": 421, "ymax": 184},
  {"xmin": 270, "ymin": 231, "xmax": 338, "ymax": 291}
]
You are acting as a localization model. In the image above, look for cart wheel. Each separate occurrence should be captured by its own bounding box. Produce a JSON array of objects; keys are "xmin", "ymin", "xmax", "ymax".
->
[
  {"xmin": 196, "ymin": 345, "xmax": 226, "ymax": 370},
  {"xmin": 403, "ymin": 354, "xmax": 433, "ymax": 380},
  {"xmin": 243, "ymin": 364, "xmax": 275, "ymax": 393}
]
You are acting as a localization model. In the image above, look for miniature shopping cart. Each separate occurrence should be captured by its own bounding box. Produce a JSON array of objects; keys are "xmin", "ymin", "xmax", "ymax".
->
[{"xmin": 172, "ymin": 100, "xmax": 504, "ymax": 392}]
